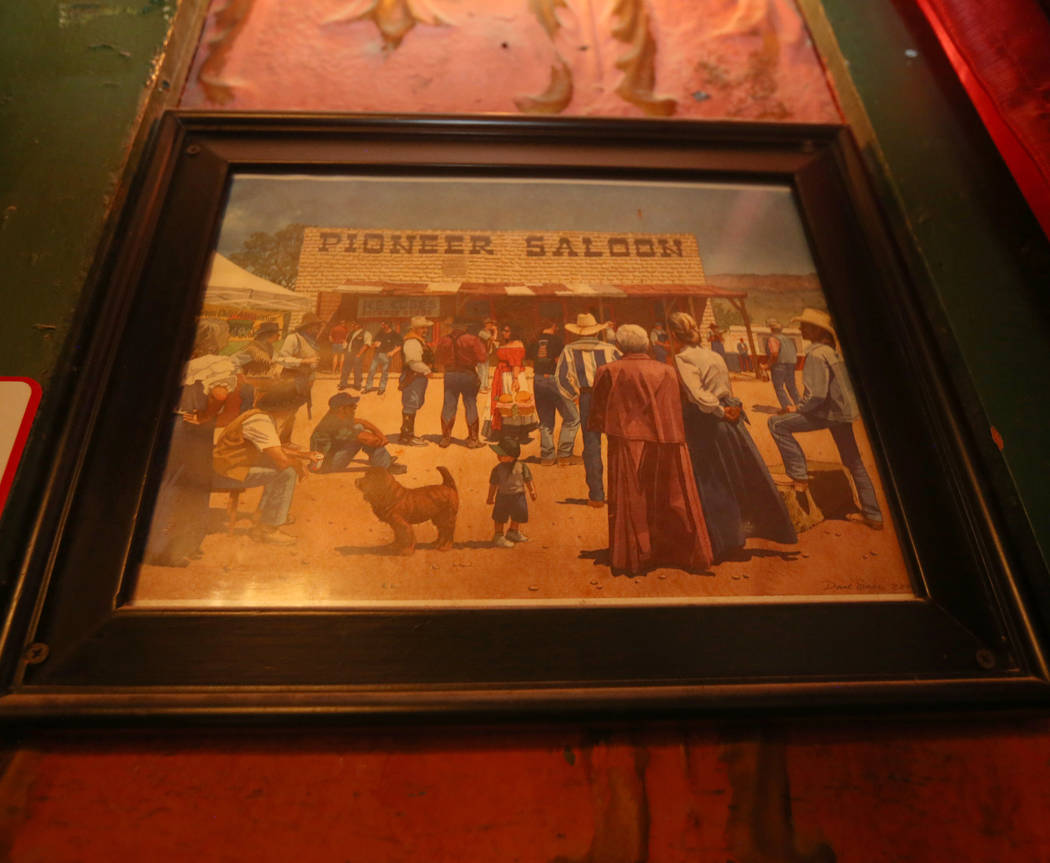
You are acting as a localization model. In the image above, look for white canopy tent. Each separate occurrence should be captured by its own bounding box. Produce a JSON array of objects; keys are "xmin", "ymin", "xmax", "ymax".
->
[{"xmin": 203, "ymin": 253, "xmax": 311, "ymax": 313}]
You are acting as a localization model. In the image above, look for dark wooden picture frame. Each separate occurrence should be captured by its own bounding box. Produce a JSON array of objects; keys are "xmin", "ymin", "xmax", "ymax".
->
[{"xmin": 1, "ymin": 111, "xmax": 1047, "ymax": 720}]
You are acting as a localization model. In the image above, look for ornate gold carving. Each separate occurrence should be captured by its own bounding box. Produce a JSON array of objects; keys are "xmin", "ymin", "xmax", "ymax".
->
[
  {"xmin": 515, "ymin": 0, "xmax": 573, "ymax": 114},
  {"xmin": 197, "ymin": 0, "xmax": 258, "ymax": 105},
  {"xmin": 610, "ymin": 0, "xmax": 676, "ymax": 116},
  {"xmin": 515, "ymin": 57, "xmax": 574, "ymax": 114},
  {"xmin": 324, "ymin": 0, "xmax": 451, "ymax": 49},
  {"xmin": 528, "ymin": 0, "xmax": 567, "ymax": 38},
  {"xmin": 517, "ymin": 0, "xmax": 675, "ymax": 116}
]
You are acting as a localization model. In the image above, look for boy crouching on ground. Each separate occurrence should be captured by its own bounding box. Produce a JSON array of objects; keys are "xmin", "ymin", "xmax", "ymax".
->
[
  {"xmin": 309, "ymin": 392, "xmax": 406, "ymax": 474},
  {"xmin": 486, "ymin": 438, "xmax": 537, "ymax": 548}
]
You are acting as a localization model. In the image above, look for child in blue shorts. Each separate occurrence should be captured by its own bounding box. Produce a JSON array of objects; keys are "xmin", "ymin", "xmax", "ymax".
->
[{"xmin": 486, "ymin": 438, "xmax": 537, "ymax": 548}]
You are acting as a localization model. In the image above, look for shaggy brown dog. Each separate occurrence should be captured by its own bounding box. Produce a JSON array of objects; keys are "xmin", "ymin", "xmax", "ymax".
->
[{"xmin": 355, "ymin": 465, "xmax": 458, "ymax": 554}]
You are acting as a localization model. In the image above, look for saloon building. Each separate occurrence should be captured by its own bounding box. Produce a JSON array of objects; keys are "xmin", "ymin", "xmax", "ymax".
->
[{"xmin": 293, "ymin": 226, "xmax": 759, "ymax": 355}]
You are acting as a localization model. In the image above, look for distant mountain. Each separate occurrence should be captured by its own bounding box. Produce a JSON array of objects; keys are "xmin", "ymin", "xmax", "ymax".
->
[
  {"xmin": 706, "ymin": 273, "xmax": 820, "ymax": 293},
  {"xmin": 705, "ymin": 273, "xmax": 825, "ymax": 328}
]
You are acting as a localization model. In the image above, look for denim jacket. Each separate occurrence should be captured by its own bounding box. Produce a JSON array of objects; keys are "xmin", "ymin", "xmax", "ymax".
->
[{"xmin": 798, "ymin": 343, "xmax": 859, "ymax": 423}]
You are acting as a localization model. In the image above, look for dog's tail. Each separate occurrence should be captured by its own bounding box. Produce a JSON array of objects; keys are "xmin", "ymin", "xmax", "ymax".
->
[{"xmin": 436, "ymin": 466, "xmax": 456, "ymax": 490}]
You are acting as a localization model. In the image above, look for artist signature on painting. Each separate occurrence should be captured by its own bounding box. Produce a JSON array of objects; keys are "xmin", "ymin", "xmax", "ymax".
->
[{"xmin": 821, "ymin": 580, "xmax": 884, "ymax": 592}]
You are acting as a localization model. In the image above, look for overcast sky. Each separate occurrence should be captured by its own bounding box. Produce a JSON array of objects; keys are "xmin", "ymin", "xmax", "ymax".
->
[{"xmin": 216, "ymin": 175, "xmax": 817, "ymax": 275}]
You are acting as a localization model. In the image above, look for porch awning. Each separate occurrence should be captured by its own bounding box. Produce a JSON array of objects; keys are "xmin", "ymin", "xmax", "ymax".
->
[{"xmin": 331, "ymin": 281, "xmax": 747, "ymax": 298}]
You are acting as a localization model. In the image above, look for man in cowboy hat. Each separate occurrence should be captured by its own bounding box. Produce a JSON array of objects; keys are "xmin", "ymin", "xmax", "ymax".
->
[
  {"xmin": 767, "ymin": 308, "xmax": 884, "ymax": 530},
  {"xmin": 213, "ymin": 381, "xmax": 313, "ymax": 545},
  {"xmin": 762, "ymin": 317, "xmax": 800, "ymax": 413},
  {"xmin": 398, "ymin": 315, "xmax": 434, "ymax": 446},
  {"xmin": 554, "ymin": 312, "xmax": 622, "ymax": 506},
  {"xmin": 279, "ymin": 312, "xmax": 323, "ymax": 419},
  {"xmin": 434, "ymin": 316, "xmax": 487, "ymax": 448},
  {"xmin": 237, "ymin": 320, "xmax": 282, "ymax": 377}
]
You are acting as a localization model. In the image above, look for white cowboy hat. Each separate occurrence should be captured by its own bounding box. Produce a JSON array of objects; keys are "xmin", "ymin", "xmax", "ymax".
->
[
  {"xmin": 565, "ymin": 313, "xmax": 610, "ymax": 336},
  {"xmin": 791, "ymin": 308, "xmax": 837, "ymax": 341},
  {"xmin": 408, "ymin": 316, "xmax": 433, "ymax": 329}
]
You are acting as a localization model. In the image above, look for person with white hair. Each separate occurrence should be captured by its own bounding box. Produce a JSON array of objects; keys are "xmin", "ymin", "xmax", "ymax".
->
[{"xmin": 587, "ymin": 323, "xmax": 713, "ymax": 575}]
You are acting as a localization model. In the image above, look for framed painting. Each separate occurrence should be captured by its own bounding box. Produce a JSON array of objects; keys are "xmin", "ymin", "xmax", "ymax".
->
[{"xmin": 0, "ymin": 112, "xmax": 1046, "ymax": 719}]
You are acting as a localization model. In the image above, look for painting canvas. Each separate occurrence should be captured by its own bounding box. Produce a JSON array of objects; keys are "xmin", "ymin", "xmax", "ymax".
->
[{"xmin": 131, "ymin": 174, "xmax": 914, "ymax": 608}]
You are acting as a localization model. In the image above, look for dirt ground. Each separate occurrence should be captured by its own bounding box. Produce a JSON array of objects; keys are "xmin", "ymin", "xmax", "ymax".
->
[{"xmin": 133, "ymin": 369, "xmax": 914, "ymax": 607}]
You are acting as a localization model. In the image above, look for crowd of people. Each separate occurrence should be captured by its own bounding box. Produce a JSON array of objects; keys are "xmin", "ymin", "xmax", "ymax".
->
[{"xmin": 143, "ymin": 305, "xmax": 884, "ymax": 577}]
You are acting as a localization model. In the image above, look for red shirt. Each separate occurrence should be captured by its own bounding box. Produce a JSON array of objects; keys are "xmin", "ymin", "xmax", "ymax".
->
[
  {"xmin": 435, "ymin": 329, "xmax": 487, "ymax": 370},
  {"xmin": 328, "ymin": 324, "xmax": 348, "ymax": 345}
]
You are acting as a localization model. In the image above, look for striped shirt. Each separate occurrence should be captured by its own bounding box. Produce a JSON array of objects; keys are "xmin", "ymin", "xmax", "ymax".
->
[{"xmin": 555, "ymin": 337, "xmax": 622, "ymax": 399}]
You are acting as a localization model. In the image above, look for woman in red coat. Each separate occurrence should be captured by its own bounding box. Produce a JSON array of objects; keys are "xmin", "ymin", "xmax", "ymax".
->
[{"xmin": 588, "ymin": 324, "xmax": 713, "ymax": 575}]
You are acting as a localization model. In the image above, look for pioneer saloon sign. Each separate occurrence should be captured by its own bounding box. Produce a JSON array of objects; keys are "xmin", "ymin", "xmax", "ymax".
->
[
  {"xmin": 315, "ymin": 231, "xmax": 689, "ymax": 259},
  {"xmin": 296, "ymin": 228, "xmax": 707, "ymax": 295}
]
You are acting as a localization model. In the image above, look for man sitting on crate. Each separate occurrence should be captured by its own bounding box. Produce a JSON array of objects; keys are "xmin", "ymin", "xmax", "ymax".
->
[
  {"xmin": 767, "ymin": 308, "xmax": 883, "ymax": 531},
  {"xmin": 212, "ymin": 381, "xmax": 315, "ymax": 546}
]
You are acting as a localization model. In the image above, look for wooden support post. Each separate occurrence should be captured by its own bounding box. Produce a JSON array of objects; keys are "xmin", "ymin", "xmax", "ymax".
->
[{"xmin": 729, "ymin": 296, "xmax": 761, "ymax": 378}]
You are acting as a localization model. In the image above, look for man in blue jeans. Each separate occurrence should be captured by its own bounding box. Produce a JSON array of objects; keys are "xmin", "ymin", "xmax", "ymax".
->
[
  {"xmin": 767, "ymin": 308, "xmax": 883, "ymax": 530},
  {"xmin": 434, "ymin": 317, "xmax": 487, "ymax": 448},
  {"xmin": 554, "ymin": 313, "xmax": 621, "ymax": 507},
  {"xmin": 364, "ymin": 320, "xmax": 401, "ymax": 395},
  {"xmin": 398, "ymin": 316, "xmax": 434, "ymax": 446},
  {"xmin": 309, "ymin": 392, "xmax": 405, "ymax": 474},
  {"xmin": 337, "ymin": 319, "xmax": 373, "ymax": 391},
  {"xmin": 763, "ymin": 318, "xmax": 800, "ymax": 412},
  {"xmin": 212, "ymin": 382, "xmax": 310, "ymax": 545},
  {"xmin": 527, "ymin": 317, "xmax": 571, "ymax": 466}
]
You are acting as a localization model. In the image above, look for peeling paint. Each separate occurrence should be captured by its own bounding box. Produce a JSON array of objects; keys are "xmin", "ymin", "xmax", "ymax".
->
[
  {"xmin": 88, "ymin": 43, "xmax": 133, "ymax": 58},
  {"xmin": 0, "ymin": 748, "xmax": 39, "ymax": 860},
  {"xmin": 58, "ymin": 3, "xmax": 173, "ymax": 27},
  {"xmin": 991, "ymin": 426, "xmax": 1004, "ymax": 451},
  {"xmin": 722, "ymin": 738, "xmax": 836, "ymax": 863},
  {"xmin": 553, "ymin": 739, "xmax": 649, "ymax": 863}
]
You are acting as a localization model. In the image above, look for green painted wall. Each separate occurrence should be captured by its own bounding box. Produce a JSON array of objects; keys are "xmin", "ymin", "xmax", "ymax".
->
[
  {"xmin": 0, "ymin": 1, "xmax": 175, "ymax": 381},
  {"xmin": 819, "ymin": 0, "xmax": 1050, "ymax": 571}
]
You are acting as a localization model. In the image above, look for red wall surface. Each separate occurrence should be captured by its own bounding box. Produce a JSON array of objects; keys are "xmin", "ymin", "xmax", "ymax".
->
[
  {"xmin": 5, "ymin": 720, "xmax": 1050, "ymax": 860},
  {"xmin": 179, "ymin": 0, "xmax": 841, "ymax": 121}
]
